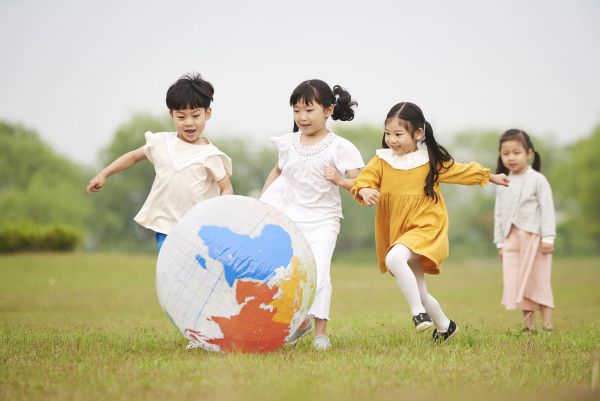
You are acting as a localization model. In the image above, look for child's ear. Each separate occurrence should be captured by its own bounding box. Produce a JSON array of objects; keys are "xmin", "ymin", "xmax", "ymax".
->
[
  {"xmin": 527, "ymin": 148, "xmax": 533, "ymax": 159},
  {"xmin": 325, "ymin": 104, "xmax": 334, "ymax": 118},
  {"xmin": 415, "ymin": 128, "xmax": 424, "ymax": 142},
  {"xmin": 205, "ymin": 107, "xmax": 212, "ymax": 120}
]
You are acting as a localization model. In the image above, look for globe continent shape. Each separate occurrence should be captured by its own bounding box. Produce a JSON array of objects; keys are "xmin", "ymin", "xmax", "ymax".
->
[{"xmin": 156, "ymin": 195, "xmax": 316, "ymax": 353}]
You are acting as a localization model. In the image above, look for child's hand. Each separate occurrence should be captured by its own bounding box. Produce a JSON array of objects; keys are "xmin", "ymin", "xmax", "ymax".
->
[
  {"xmin": 86, "ymin": 175, "xmax": 106, "ymax": 194},
  {"xmin": 324, "ymin": 166, "xmax": 342, "ymax": 186},
  {"xmin": 541, "ymin": 242, "xmax": 554, "ymax": 254},
  {"xmin": 490, "ymin": 173, "xmax": 510, "ymax": 187},
  {"xmin": 359, "ymin": 188, "xmax": 380, "ymax": 206}
]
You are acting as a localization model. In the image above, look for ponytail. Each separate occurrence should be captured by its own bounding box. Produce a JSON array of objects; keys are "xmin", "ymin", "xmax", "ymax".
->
[
  {"xmin": 531, "ymin": 150, "xmax": 541, "ymax": 172},
  {"xmin": 331, "ymin": 85, "xmax": 357, "ymax": 121},
  {"xmin": 422, "ymin": 120, "xmax": 453, "ymax": 202}
]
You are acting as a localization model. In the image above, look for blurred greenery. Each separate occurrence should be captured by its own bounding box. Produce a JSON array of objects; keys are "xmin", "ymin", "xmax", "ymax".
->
[{"xmin": 1, "ymin": 116, "xmax": 598, "ymax": 257}]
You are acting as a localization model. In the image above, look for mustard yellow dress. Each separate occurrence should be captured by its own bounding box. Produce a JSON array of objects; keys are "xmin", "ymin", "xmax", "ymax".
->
[{"xmin": 351, "ymin": 147, "xmax": 490, "ymax": 275}]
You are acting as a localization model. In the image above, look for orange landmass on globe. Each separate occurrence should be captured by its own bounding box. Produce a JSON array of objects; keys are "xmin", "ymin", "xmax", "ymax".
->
[{"xmin": 205, "ymin": 280, "xmax": 290, "ymax": 353}]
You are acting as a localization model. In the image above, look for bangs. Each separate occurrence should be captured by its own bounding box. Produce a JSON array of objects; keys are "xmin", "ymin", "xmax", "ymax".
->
[
  {"xmin": 168, "ymin": 88, "xmax": 211, "ymax": 110},
  {"xmin": 290, "ymin": 84, "xmax": 319, "ymax": 107},
  {"xmin": 500, "ymin": 130, "xmax": 530, "ymax": 150},
  {"xmin": 386, "ymin": 117, "xmax": 415, "ymax": 134}
]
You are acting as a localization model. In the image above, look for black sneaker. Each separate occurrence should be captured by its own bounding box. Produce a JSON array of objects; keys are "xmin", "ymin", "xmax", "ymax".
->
[
  {"xmin": 412, "ymin": 312, "xmax": 433, "ymax": 332},
  {"xmin": 432, "ymin": 320, "xmax": 459, "ymax": 343}
]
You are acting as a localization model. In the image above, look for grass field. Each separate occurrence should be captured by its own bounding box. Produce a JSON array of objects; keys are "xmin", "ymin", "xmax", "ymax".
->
[{"xmin": 1, "ymin": 253, "xmax": 599, "ymax": 401}]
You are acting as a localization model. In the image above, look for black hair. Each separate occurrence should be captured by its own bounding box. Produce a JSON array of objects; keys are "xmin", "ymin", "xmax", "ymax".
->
[
  {"xmin": 383, "ymin": 102, "xmax": 454, "ymax": 202},
  {"xmin": 495, "ymin": 129, "xmax": 540, "ymax": 174},
  {"xmin": 166, "ymin": 72, "xmax": 214, "ymax": 111},
  {"xmin": 289, "ymin": 79, "xmax": 357, "ymax": 132}
]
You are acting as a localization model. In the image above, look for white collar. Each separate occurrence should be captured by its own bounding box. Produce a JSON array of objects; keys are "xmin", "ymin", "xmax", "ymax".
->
[{"xmin": 376, "ymin": 146, "xmax": 429, "ymax": 170}]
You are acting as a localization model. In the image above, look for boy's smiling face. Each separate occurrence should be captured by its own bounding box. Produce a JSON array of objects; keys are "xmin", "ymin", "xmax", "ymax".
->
[{"xmin": 170, "ymin": 107, "xmax": 211, "ymax": 144}]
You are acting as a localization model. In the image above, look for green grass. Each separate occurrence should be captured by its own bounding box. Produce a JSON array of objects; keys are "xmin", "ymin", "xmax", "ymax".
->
[{"xmin": 1, "ymin": 253, "xmax": 599, "ymax": 401}]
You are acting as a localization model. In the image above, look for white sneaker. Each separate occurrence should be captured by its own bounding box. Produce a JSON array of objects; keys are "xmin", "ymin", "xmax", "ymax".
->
[
  {"xmin": 313, "ymin": 335, "xmax": 331, "ymax": 351},
  {"xmin": 186, "ymin": 341, "xmax": 201, "ymax": 349}
]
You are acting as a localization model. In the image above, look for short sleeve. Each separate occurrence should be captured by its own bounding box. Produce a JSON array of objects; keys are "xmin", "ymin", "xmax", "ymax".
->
[
  {"xmin": 334, "ymin": 137, "xmax": 365, "ymax": 174},
  {"xmin": 142, "ymin": 131, "xmax": 162, "ymax": 164},
  {"xmin": 204, "ymin": 153, "xmax": 233, "ymax": 182},
  {"xmin": 270, "ymin": 133, "xmax": 293, "ymax": 170}
]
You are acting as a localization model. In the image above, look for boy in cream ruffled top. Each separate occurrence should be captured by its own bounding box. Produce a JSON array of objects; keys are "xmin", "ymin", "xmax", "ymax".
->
[{"xmin": 87, "ymin": 73, "xmax": 233, "ymax": 250}]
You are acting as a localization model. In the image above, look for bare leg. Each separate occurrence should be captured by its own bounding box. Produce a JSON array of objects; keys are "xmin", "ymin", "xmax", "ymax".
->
[
  {"xmin": 522, "ymin": 310, "xmax": 535, "ymax": 331},
  {"xmin": 540, "ymin": 306, "xmax": 553, "ymax": 329},
  {"xmin": 314, "ymin": 318, "xmax": 327, "ymax": 337}
]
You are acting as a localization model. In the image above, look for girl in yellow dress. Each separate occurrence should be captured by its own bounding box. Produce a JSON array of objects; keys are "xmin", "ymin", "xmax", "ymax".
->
[{"xmin": 351, "ymin": 102, "xmax": 509, "ymax": 342}]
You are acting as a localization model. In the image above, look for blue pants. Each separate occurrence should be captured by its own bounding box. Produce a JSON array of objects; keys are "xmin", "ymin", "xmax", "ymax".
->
[{"xmin": 155, "ymin": 232, "xmax": 167, "ymax": 251}]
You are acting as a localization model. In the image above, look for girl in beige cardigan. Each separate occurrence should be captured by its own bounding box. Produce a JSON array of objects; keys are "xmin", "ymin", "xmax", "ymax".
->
[{"xmin": 494, "ymin": 129, "xmax": 556, "ymax": 334}]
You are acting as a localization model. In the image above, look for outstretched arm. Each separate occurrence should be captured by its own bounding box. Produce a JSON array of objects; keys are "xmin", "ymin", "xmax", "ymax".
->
[{"xmin": 86, "ymin": 146, "xmax": 147, "ymax": 194}]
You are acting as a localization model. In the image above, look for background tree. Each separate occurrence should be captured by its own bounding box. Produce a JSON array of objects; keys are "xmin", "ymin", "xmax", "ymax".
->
[
  {"xmin": 0, "ymin": 121, "xmax": 91, "ymax": 231},
  {"xmin": 550, "ymin": 125, "xmax": 600, "ymax": 254}
]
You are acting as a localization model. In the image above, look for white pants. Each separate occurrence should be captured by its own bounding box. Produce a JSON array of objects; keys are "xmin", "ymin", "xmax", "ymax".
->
[
  {"xmin": 295, "ymin": 219, "xmax": 340, "ymax": 321},
  {"xmin": 385, "ymin": 244, "xmax": 451, "ymax": 331}
]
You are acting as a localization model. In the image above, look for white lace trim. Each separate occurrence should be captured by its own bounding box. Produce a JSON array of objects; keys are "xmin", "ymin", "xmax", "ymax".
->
[
  {"xmin": 376, "ymin": 146, "xmax": 429, "ymax": 170},
  {"xmin": 292, "ymin": 131, "xmax": 335, "ymax": 158}
]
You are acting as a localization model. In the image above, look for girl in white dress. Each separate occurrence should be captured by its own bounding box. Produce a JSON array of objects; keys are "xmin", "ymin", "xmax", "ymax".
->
[{"xmin": 259, "ymin": 79, "xmax": 365, "ymax": 350}]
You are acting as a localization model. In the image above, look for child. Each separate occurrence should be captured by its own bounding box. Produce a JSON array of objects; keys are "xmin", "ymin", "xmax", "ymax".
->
[
  {"xmin": 494, "ymin": 129, "xmax": 556, "ymax": 334},
  {"xmin": 259, "ymin": 79, "xmax": 365, "ymax": 350},
  {"xmin": 86, "ymin": 72, "xmax": 233, "ymax": 251},
  {"xmin": 351, "ymin": 102, "xmax": 509, "ymax": 342}
]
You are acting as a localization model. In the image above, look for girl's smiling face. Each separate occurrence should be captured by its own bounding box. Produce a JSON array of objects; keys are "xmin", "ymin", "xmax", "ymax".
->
[
  {"xmin": 170, "ymin": 107, "xmax": 211, "ymax": 144},
  {"xmin": 500, "ymin": 139, "xmax": 532, "ymax": 175},
  {"xmin": 384, "ymin": 118, "xmax": 423, "ymax": 156},
  {"xmin": 293, "ymin": 101, "xmax": 333, "ymax": 137}
]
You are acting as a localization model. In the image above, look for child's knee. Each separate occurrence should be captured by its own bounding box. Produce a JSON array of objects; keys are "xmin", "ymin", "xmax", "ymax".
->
[{"xmin": 385, "ymin": 244, "xmax": 410, "ymax": 268}]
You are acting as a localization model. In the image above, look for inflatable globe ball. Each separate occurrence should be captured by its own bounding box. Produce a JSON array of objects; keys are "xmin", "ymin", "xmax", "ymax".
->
[{"xmin": 156, "ymin": 195, "xmax": 316, "ymax": 353}]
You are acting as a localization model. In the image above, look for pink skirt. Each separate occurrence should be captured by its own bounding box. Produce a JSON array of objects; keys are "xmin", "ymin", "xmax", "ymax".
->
[{"xmin": 501, "ymin": 226, "xmax": 554, "ymax": 310}]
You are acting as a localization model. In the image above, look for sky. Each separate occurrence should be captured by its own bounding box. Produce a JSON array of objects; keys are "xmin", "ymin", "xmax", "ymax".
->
[{"xmin": 1, "ymin": 0, "xmax": 599, "ymax": 166}]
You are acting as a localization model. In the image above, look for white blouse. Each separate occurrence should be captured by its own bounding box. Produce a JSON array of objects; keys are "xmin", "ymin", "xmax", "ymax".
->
[
  {"xmin": 134, "ymin": 132, "xmax": 232, "ymax": 234},
  {"xmin": 260, "ymin": 131, "xmax": 365, "ymax": 222}
]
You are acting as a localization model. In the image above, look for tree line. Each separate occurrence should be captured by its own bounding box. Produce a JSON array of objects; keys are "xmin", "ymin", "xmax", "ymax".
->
[{"xmin": 1, "ymin": 116, "xmax": 598, "ymax": 259}]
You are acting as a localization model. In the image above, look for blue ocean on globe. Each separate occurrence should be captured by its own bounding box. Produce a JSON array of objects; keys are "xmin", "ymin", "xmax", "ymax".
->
[{"xmin": 194, "ymin": 224, "xmax": 294, "ymax": 287}]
